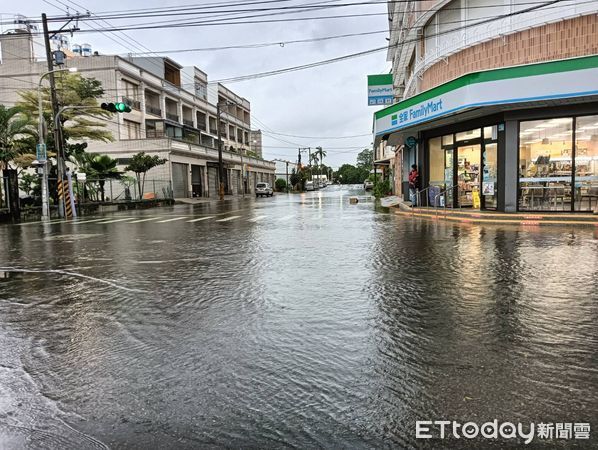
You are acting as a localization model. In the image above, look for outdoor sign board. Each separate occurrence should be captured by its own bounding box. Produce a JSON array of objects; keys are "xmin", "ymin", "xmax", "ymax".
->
[
  {"xmin": 373, "ymin": 56, "xmax": 598, "ymax": 137},
  {"xmin": 36, "ymin": 143, "xmax": 47, "ymax": 161},
  {"xmin": 368, "ymin": 74, "xmax": 394, "ymax": 106}
]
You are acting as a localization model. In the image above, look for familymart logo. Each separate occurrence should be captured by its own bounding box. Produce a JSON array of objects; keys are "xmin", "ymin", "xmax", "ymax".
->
[{"xmin": 416, "ymin": 420, "xmax": 591, "ymax": 444}]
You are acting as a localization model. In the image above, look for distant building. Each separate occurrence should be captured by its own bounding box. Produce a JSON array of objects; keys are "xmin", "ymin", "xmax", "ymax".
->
[
  {"xmin": 250, "ymin": 130, "xmax": 263, "ymax": 158},
  {"xmin": 0, "ymin": 26, "xmax": 275, "ymax": 198}
]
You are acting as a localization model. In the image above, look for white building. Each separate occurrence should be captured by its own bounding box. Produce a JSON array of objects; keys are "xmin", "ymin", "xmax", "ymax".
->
[{"xmin": 0, "ymin": 28, "xmax": 275, "ymax": 199}]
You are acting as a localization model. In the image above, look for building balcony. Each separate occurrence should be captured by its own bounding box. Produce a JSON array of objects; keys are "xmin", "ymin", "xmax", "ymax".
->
[
  {"xmin": 166, "ymin": 112, "xmax": 179, "ymax": 122},
  {"xmin": 146, "ymin": 105, "xmax": 162, "ymax": 116},
  {"xmin": 183, "ymin": 118, "xmax": 194, "ymax": 127}
]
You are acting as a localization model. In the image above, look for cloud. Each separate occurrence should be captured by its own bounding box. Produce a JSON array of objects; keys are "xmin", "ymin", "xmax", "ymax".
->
[{"xmin": 17, "ymin": 0, "xmax": 390, "ymax": 167}]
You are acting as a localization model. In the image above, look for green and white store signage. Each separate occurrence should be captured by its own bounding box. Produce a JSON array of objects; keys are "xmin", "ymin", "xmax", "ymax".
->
[{"xmin": 374, "ymin": 55, "xmax": 598, "ymax": 137}]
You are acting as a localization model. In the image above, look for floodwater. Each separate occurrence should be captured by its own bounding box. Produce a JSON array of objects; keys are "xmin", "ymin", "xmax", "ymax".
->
[{"xmin": 0, "ymin": 186, "xmax": 596, "ymax": 448}]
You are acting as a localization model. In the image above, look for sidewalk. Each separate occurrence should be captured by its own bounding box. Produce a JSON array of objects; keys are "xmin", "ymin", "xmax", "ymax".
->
[
  {"xmin": 175, "ymin": 196, "xmax": 251, "ymax": 205},
  {"xmin": 394, "ymin": 200, "xmax": 598, "ymax": 227}
]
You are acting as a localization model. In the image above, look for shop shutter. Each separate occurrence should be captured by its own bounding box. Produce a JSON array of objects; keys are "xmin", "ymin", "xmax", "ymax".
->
[
  {"xmin": 208, "ymin": 166, "xmax": 219, "ymax": 198},
  {"xmin": 172, "ymin": 163, "xmax": 188, "ymax": 198}
]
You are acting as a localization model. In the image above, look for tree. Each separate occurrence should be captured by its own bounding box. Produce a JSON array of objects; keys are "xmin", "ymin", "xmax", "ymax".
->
[
  {"xmin": 0, "ymin": 105, "xmax": 34, "ymax": 208},
  {"xmin": 316, "ymin": 146, "xmax": 327, "ymax": 181},
  {"xmin": 356, "ymin": 148, "xmax": 373, "ymax": 170},
  {"xmin": 19, "ymin": 173, "xmax": 41, "ymax": 200},
  {"xmin": 289, "ymin": 168, "xmax": 300, "ymax": 190},
  {"xmin": 17, "ymin": 73, "xmax": 113, "ymax": 159},
  {"xmin": 335, "ymin": 163, "xmax": 369, "ymax": 184},
  {"xmin": 87, "ymin": 154, "xmax": 121, "ymax": 202},
  {"xmin": 0, "ymin": 105, "xmax": 34, "ymax": 170},
  {"xmin": 275, "ymin": 178, "xmax": 287, "ymax": 192},
  {"xmin": 124, "ymin": 152, "xmax": 167, "ymax": 200}
]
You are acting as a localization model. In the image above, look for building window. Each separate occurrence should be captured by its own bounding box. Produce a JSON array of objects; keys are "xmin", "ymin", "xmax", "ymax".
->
[
  {"xmin": 123, "ymin": 119, "xmax": 140, "ymax": 140},
  {"xmin": 519, "ymin": 118, "xmax": 573, "ymax": 211},
  {"xmin": 195, "ymin": 81, "xmax": 207, "ymax": 100}
]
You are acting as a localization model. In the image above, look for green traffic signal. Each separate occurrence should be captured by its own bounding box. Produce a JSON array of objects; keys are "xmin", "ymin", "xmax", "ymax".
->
[
  {"xmin": 101, "ymin": 102, "xmax": 131, "ymax": 113},
  {"xmin": 115, "ymin": 102, "xmax": 131, "ymax": 113}
]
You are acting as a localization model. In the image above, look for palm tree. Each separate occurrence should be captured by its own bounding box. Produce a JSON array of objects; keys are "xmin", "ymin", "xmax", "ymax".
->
[
  {"xmin": 316, "ymin": 146, "xmax": 327, "ymax": 183},
  {"xmin": 0, "ymin": 105, "xmax": 34, "ymax": 208},
  {"xmin": 0, "ymin": 105, "xmax": 33, "ymax": 169},
  {"xmin": 309, "ymin": 152, "xmax": 319, "ymax": 181},
  {"xmin": 87, "ymin": 154, "xmax": 121, "ymax": 202}
]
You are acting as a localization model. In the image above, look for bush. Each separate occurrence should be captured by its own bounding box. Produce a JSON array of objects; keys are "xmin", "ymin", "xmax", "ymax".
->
[
  {"xmin": 275, "ymin": 178, "xmax": 288, "ymax": 192},
  {"xmin": 372, "ymin": 179, "xmax": 392, "ymax": 199}
]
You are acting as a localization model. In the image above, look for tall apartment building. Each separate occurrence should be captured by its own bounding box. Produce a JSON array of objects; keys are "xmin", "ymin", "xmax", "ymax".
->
[
  {"xmin": 374, "ymin": 1, "xmax": 598, "ymax": 212},
  {"xmin": 249, "ymin": 130, "xmax": 263, "ymax": 158},
  {"xmin": 0, "ymin": 28, "xmax": 275, "ymax": 199}
]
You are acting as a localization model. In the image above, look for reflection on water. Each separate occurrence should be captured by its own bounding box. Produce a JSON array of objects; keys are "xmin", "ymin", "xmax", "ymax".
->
[{"xmin": 0, "ymin": 188, "xmax": 597, "ymax": 448}]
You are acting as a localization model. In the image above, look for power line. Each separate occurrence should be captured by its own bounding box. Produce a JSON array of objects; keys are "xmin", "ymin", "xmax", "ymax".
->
[
  {"xmin": 127, "ymin": 29, "xmax": 389, "ymax": 55},
  {"xmin": 209, "ymin": 0, "xmax": 573, "ymax": 83}
]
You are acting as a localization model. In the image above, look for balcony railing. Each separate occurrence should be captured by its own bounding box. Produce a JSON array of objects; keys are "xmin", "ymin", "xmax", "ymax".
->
[
  {"xmin": 122, "ymin": 96, "xmax": 141, "ymax": 110},
  {"xmin": 146, "ymin": 105, "xmax": 162, "ymax": 116},
  {"xmin": 166, "ymin": 113, "xmax": 179, "ymax": 122},
  {"xmin": 183, "ymin": 118, "xmax": 194, "ymax": 127}
]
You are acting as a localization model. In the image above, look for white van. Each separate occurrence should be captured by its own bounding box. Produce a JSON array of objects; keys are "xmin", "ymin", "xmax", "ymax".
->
[{"xmin": 305, "ymin": 181, "xmax": 315, "ymax": 191}]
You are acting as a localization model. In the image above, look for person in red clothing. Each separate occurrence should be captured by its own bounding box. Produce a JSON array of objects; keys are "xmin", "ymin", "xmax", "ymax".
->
[{"xmin": 408, "ymin": 164, "xmax": 420, "ymax": 206}]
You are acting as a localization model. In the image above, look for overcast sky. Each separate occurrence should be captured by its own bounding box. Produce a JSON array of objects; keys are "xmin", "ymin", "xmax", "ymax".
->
[{"xmin": 5, "ymin": 0, "xmax": 390, "ymax": 167}]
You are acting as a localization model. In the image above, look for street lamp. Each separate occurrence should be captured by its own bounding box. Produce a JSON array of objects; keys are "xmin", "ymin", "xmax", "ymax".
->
[{"xmin": 38, "ymin": 67, "xmax": 77, "ymax": 220}]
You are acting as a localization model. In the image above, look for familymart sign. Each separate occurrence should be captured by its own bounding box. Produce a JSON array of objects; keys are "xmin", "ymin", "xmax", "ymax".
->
[{"xmin": 374, "ymin": 55, "xmax": 598, "ymax": 136}]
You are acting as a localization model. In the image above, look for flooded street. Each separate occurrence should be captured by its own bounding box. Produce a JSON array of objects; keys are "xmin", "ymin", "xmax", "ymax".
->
[{"xmin": 0, "ymin": 186, "xmax": 597, "ymax": 448}]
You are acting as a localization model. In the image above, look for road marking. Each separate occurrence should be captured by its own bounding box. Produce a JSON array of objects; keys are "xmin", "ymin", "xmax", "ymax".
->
[
  {"xmin": 18, "ymin": 219, "xmax": 66, "ymax": 226},
  {"xmin": 95, "ymin": 218, "xmax": 136, "ymax": 224},
  {"xmin": 278, "ymin": 215, "xmax": 295, "ymax": 221},
  {"xmin": 248, "ymin": 215, "xmax": 267, "ymax": 222},
  {"xmin": 127, "ymin": 217, "xmax": 162, "ymax": 223},
  {"xmin": 71, "ymin": 218, "xmax": 115, "ymax": 224},
  {"xmin": 216, "ymin": 215, "xmax": 241, "ymax": 222},
  {"xmin": 187, "ymin": 216, "xmax": 215, "ymax": 223},
  {"xmin": 156, "ymin": 217, "xmax": 188, "ymax": 223}
]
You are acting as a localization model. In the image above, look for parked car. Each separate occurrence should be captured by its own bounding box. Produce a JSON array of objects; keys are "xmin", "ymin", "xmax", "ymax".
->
[
  {"xmin": 305, "ymin": 181, "xmax": 315, "ymax": 191},
  {"xmin": 364, "ymin": 180, "xmax": 374, "ymax": 190},
  {"xmin": 256, "ymin": 182, "xmax": 273, "ymax": 197},
  {"xmin": 318, "ymin": 182, "xmax": 325, "ymax": 189}
]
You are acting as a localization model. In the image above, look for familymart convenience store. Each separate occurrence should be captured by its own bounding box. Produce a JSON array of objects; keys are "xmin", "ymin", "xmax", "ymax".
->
[{"xmin": 374, "ymin": 55, "xmax": 598, "ymax": 212}]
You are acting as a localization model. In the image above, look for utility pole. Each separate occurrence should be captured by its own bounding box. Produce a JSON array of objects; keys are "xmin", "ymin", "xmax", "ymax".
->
[
  {"xmin": 216, "ymin": 101, "xmax": 225, "ymax": 200},
  {"xmin": 41, "ymin": 13, "xmax": 65, "ymax": 217},
  {"xmin": 285, "ymin": 161, "xmax": 289, "ymax": 193}
]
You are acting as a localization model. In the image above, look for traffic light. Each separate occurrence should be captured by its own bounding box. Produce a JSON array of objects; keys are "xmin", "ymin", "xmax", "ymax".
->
[{"xmin": 101, "ymin": 102, "xmax": 131, "ymax": 113}]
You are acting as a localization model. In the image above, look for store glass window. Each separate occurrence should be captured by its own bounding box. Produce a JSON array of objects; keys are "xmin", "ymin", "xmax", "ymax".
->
[
  {"xmin": 484, "ymin": 126, "xmax": 497, "ymax": 140},
  {"xmin": 519, "ymin": 118, "xmax": 573, "ymax": 211},
  {"xmin": 574, "ymin": 115, "xmax": 598, "ymax": 211},
  {"xmin": 456, "ymin": 128, "xmax": 481, "ymax": 142},
  {"xmin": 442, "ymin": 134, "xmax": 453, "ymax": 146},
  {"xmin": 429, "ymin": 137, "xmax": 444, "ymax": 186}
]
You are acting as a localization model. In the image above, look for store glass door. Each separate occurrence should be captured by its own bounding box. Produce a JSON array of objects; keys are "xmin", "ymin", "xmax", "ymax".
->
[
  {"xmin": 444, "ymin": 148, "xmax": 454, "ymax": 207},
  {"xmin": 482, "ymin": 143, "xmax": 498, "ymax": 209},
  {"xmin": 457, "ymin": 144, "xmax": 481, "ymax": 209}
]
